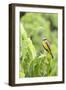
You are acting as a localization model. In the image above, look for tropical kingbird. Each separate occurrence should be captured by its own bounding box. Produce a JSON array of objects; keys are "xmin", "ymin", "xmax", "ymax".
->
[{"xmin": 42, "ymin": 37, "xmax": 53, "ymax": 58}]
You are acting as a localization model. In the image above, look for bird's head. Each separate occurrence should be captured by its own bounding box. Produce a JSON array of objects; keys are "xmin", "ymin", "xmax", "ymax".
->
[{"xmin": 42, "ymin": 36, "xmax": 47, "ymax": 41}]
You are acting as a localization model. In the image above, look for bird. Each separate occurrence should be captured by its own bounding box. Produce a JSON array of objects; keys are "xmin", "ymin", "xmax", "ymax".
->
[{"xmin": 42, "ymin": 37, "xmax": 54, "ymax": 58}]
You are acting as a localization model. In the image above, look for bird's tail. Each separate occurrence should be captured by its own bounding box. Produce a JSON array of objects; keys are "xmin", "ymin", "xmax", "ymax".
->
[{"xmin": 50, "ymin": 51, "xmax": 54, "ymax": 59}]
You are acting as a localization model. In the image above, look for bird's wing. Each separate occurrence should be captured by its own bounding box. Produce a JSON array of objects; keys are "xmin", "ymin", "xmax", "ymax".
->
[
  {"xmin": 45, "ymin": 40, "xmax": 51, "ymax": 52},
  {"xmin": 46, "ymin": 41, "xmax": 54, "ymax": 58},
  {"xmin": 42, "ymin": 41, "xmax": 48, "ymax": 52}
]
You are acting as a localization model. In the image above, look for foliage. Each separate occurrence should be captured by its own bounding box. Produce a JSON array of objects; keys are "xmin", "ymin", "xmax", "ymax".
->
[{"xmin": 19, "ymin": 13, "xmax": 58, "ymax": 77}]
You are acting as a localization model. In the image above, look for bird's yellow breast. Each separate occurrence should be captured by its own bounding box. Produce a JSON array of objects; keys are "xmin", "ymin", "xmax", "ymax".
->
[{"xmin": 42, "ymin": 41, "xmax": 48, "ymax": 50}]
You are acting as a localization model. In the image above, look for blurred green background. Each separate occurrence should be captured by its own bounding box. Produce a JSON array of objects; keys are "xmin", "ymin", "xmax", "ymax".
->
[{"xmin": 19, "ymin": 12, "xmax": 58, "ymax": 78}]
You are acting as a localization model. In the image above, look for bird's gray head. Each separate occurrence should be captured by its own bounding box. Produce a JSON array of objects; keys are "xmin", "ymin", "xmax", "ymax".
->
[{"xmin": 42, "ymin": 36, "xmax": 47, "ymax": 41}]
